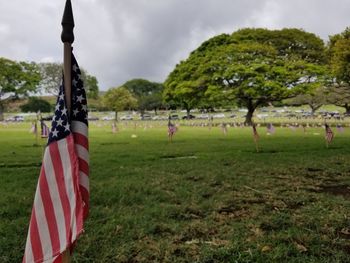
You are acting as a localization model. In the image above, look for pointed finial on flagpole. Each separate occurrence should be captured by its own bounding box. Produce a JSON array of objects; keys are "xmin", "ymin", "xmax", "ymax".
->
[{"xmin": 61, "ymin": 0, "xmax": 75, "ymax": 43}]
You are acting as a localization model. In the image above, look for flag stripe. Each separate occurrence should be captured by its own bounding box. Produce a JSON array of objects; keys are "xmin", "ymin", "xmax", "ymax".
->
[
  {"xmin": 42, "ymin": 151, "xmax": 67, "ymax": 252},
  {"xmin": 73, "ymin": 132, "xmax": 88, "ymax": 150},
  {"xmin": 49, "ymin": 142, "xmax": 71, "ymax": 244},
  {"xmin": 35, "ymin": 189, "xmax": 53, "ymax": 261},
  {"xmin": 78, "ymin": 158, "xmax": 89, "ymax": 177},
  {"xmin": 76, "ymin": 144, "xmax": 89, "ymax": 163},
  {"xmin": 29, "ymin": 210, "xmax": 43, "ymax": 262},
  {"xmin": 57, "ymin": 136, "xmax": 78, "ymax": 243},
  {"xmin": 79, "ymin": 171, "xmax": 89, "ymax": 192},
  {"xmin": 38, "ymin": 167, "xmax": 61, "ymax": 254},
  {"xmin": 71, "ymin": 121, "xmax": 88, "ymax": 137}
]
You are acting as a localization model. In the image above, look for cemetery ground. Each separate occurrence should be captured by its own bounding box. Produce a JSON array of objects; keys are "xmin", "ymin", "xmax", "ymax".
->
[{"xmin": 1, "ymin": 122, "xmax": 350, "ymax": 262}]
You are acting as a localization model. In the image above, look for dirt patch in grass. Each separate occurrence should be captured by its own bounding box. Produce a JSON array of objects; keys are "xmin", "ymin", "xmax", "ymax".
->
[{"xmin": 311, "ymin": 185, "xmax": 350, "ymax": 199}]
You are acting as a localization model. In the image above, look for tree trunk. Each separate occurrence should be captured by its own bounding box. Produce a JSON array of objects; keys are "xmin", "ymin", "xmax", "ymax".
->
[
  {"xmin": 244, "ymin": 103, "xmax": 255, "ymax": 126},
  {"xmin": 154, "ymin": 108, "xmax": 157, "ymax": 115},
  {"xmin": 0, "ymin": 102, "xmax": 4, "ymax": 121},
  {"xmin": 186, "ymin": 108, "xmax": 191, "ymax": 118},
  {"xmin": 115, "ymin": 111, "xmax": 118, "ymax": 122},
  {"xmin": 345, "ymin": 104, "xmax": 350, "ymax": 115}
]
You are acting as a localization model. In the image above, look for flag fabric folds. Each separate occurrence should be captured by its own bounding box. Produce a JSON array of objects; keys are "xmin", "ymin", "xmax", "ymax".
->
[
  {"xmin": 23, "ymin": 52, "xmax": 89, "ymax": 263},
  {"xmin": 325, "ymin": 124, "xmax": 334, "ymax": 145}
]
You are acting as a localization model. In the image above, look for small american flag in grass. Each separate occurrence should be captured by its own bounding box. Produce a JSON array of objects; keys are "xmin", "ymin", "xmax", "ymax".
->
[
  {"xmin": 23, "ymin": 52, "xmax": 89, "ymax": 263},
  {"xmin": 267, "ymin": 123, "xmax": 275, "ymax": 134},
  {"xmin": 336, "ymin": 124, "xmax": 344, "ymax": 133},
  {"xmin": 252, "ymin": 123, "xmax": 259, "ymax": 141},
  {"xmin": 40, "ymin": 120, "xmax": 50, "ymax": 138},
  {"xmin": 325, "ymin": 124, "xmax": 334, "ymax": 145}
]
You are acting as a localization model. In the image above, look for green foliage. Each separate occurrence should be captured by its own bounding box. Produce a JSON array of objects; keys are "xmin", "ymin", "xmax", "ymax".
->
[
  {"xmin": 0, "ymin": 58, "xmax": 41, "ymax": 98},
  {"xmin": 102, "ymin": 87, "xmax": 137, "ymax": 119},
  {"xmin": 38, "ymin": 62, "xmax": 99, "ymax": 98},
  {"xmin": 165, "ymin": 28, "xmax": 326, "ymax": 124},
  {"xmin": 286, "ymin": 86, "xmax": 328, "ymax": 113},
  {"xmin": 0, "ymin": 58, "xmax": 41, "ymax": 120},
  {"xmin": 328, "ymin": 27, "xmax": 350, "ymax": 84},
  {"xmin": 20, "ymin": 97, "xmax": 52, "ymax": 113},
  {"xmin": 123, "ymin": 79, "xmax": 164, "ymax": 113},
  {"xmin": 38, "ymin": 62, "xmax": 62, "ymax": 95}
]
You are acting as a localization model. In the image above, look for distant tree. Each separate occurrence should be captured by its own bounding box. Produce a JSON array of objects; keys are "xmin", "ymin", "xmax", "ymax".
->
[
  {"xmin": 165, "ymin": 28, "xmax": 326, "ymax": 124},
  {"xmin": 122, "ymin": 79, "xmax": 163, "ymax": 115},
  {"xmin": 38, "ymin": 62, "xmax": 62, "ymax": 95},
  {"xmin": 84, "ymin": 74, "xmax": 99, "ymax": 99},
  {"xmin": 326, "ymin": 84, "xmax": 350, "ymax": 114},
  {"xmin": 0, "ymin": 58, "xmax": 41, "ymax": 120},
  {"xmin": 327, "ymin": 27, "xmax": 350, "ymax": 114},
  {"xmin": 39, "ymin": 62, "xmax": 99, "ymax": 99},
  {"xmin": 102, "ymin": 87, "xmax": 137, "ymax": 120},
  {"xmin": 20, "ymin": 97, "xmax": 51, "ymax": 113},
  {"xmin": 286, "ymin": 87, "xmax": 328, "ymax": 115}
]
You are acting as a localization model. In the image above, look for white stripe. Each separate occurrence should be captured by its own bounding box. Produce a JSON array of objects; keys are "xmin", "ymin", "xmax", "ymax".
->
[
  {"xmin": 79, "ymin": 171, "xmax": 89, "ymax": 192},
  {"xmin": 71, "ymin": 121, "xmax": 88, "ymax": 137},
  {"xmin": 76, "ymin": 144, "xmax": 89, "ymax": 164},
  {"xmin": 34, "ymin": 185, "xmax": 53, "ymax": 260},
  {"xmin": 43, "ymin": 147, "xmax": 67, "ymax": 252},
  {"xmin": 24, "ymin": 232, "xmax": 34, "ymax": 263},
  {"xmin": 57, "ymin": 138, "xmax": 78, "ymax": 243}
]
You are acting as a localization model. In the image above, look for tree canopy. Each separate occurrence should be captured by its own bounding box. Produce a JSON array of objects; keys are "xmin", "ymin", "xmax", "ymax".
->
[
  {"xmin": 38, "ymin": 62, "xmax": 99, "ymax": 99},
  {"xmin": 122, "ymin": 79, "xmax": 164, "ymax": 114},
  {"xmin": 0, "ymin": 58, "xmax": 41, "ymax": 120},
  {"xmin": 164, "ymin": 28, "xmax": 326, "ymax": 124},
  {"xmin": 102, "ymin": 87, "xmax": 137, "ymax": 120}
]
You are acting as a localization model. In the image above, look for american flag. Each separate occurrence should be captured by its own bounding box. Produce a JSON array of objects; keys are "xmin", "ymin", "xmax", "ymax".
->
[
  {"xmin": 30, "ymin": 122, "xmax": 37, "ymax": 134},
  {"xmin": 325, "ymin": 124, "xmax": 334, "ymax": 144},
  {"xmin": 336, "ymin": 124, "xmax": 344, "ymax": 133},
  {"xmin": 267, "ymin": 123, "xmax": 275, "ymax": 134},
  {"xmin": 23, "ymin": 52, "xmax": 89, "ymax": 263},
  {"xmin": 40, "ymin": 120, "xmax": 50, "ymax": 138},
  {"xmin": 252, "ymin": 123, "xmax": 259, "ymax": 141},
  {"xmin": 112, "ymin": 122, "xmax": 117, "ymax": 134},
  {"xmin": 168, "ymin": 120, "xmax": 177, "ymax": 136}
]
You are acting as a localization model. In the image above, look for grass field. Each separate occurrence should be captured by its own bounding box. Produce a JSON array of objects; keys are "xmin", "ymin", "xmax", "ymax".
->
[{"xmin": 1, "ymin": 121, "xmax": 350, "ymax": 262}]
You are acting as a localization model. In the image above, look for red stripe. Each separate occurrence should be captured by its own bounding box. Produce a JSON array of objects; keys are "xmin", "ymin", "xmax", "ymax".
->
[
  {"xmin": 66, "ymin": 135, "xmax": 84, "ymax": 239},
  {"xmin": 73, "ymin": 132, "xmax": 88, "ymax": 150},
  {"xmin": 78, "ymin": 158, "xmax": 89, "ymax": 177},
  {"xmin": 80, "ymin": 186, "xmax": 89, "ymax": 220},
  {"xmin": 30, "ymin": 209, "xmax": 44, "ymax": 262},
  {"xmin": 49, "ymin": 141, "xmax": 71, "ymax": 245},
  {"xmin": 39, "ymin": 167, "xmax": 61, "ymax": 254}
]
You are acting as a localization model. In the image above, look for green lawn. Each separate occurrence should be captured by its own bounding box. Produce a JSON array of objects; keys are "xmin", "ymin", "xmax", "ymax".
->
[{"xmin": 1, "ymin": 121, "xmax": 350, "ymax": 262}]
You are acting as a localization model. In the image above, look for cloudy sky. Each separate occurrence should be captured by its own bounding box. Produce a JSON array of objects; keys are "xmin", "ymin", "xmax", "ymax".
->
[{"xmin": 0, "ymin": 0, "xmax": 349, "ymax": 90}]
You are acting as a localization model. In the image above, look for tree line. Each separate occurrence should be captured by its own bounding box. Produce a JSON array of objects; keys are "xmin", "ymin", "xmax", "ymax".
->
[
  {"xmin": 1, "ymin": 27, "xmax": 350, "ymax": 123},
  {"xmin": 0, "ymin": 60, "xmax": 99, "ymax": 120}
]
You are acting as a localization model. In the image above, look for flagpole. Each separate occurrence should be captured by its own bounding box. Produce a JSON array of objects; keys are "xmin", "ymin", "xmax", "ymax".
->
[
  {"xmin": 61, "ymin": 0, "xmax": 74, "ymax": 261},
  {"xmin": 61, "ymin": 0, "xmax": 74, "ymax": 117}
]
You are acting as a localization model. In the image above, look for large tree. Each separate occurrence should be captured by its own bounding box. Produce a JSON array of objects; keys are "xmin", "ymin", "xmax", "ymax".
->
[
  {"xmin": 328, "ymin": 27, "xmax": 350, "ymax": 114},
  {"xmin": 102, "ymin": 87, "xmax": 137, "ymax": 120},
  {"xmin": 165, "ymin": 28, "xmax": 326, "ymax": 124},
  {"xmin": 39, "ymin": 62, "xmax": 99, "ymax": 99},
  {"xmin": 0, "ymin": 58, "xmax": 41, "ymax": 120},
  {"xmin": 122, "ymin": 79, "xmax": 164, "ymax": 115},
  {"xmin": 286, "ymin": 86, "xmax": 328, "ymax": 115}
]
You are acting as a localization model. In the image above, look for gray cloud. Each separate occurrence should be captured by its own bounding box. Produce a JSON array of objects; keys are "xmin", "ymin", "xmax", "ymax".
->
[{"xmin": 0, "ymin": 0, "xmax": 349, "ymax": 90}]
